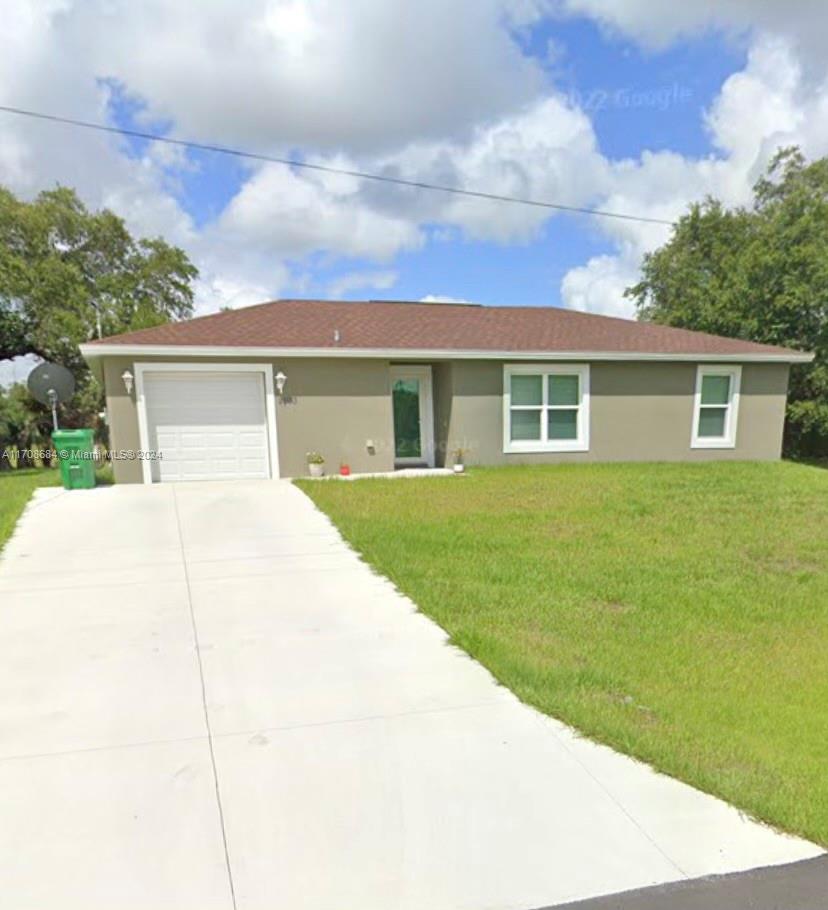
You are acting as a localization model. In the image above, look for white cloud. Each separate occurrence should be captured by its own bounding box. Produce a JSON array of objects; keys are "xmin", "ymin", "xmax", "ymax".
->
[
  {"xmin": 419, "ymin": 295, "xmax": 475, "ymax": 304},
  {"xmin": 327, "ymin": 270, "xmax": 398, "ymax": 297},
  {"xmin": 705, "ymin": 36, "xmax": 828, "ymax": 165},
  {"xmin": 560, "ymin": 254, "xmax": 639, "ymax": 317},
  {"xmin": 554, "ymin": 0, "xmax": 828, "ymax": 72},
  {"xmin": 217, "ymin": 162, "xmax": 424, "ymax": 261},
  {"xmin": 192, "ymin": 274, "xmax": 286, "ymax": 316},
  {"xmin": 389, "ymin": 96, "xmax": 609, "ymax": 243},
  {"xmin": 209, "ymin": 94, "xmax": 608, "ymax": 265},
  {"xmin": 34, "ymin": 0, "xmax": 550, "ymax": 153}
]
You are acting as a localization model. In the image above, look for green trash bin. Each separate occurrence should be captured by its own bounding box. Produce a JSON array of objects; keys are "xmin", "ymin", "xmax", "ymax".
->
[{"xmin": 52, "ymin": 429, "xmax": 97, "ymax": 490}]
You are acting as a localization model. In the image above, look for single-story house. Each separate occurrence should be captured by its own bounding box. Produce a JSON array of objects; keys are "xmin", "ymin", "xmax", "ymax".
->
[{"xmin": 80, "ymin": 299, "xmax": 813, "ymax": 484}]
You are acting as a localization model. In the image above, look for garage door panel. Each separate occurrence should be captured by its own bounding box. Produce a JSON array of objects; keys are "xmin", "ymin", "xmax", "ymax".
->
[
  {"xmin": 143, "ymin": 371, "xmax": 272, "ymax": 483},
  {"xmin": 155, "ymin": 431, "xmax": 179, "ymax": 448},
  {"xmin": 175, "ymin": 431, "xmax": 235, "ymax": 448},
  {"xmin": 176, "ymin": 461, "xmax": 210, "ymax": 481},
  {"xmin": 151, "ymin": 407, "xmax": 263, "ymax": 425},
  {"xmin": 238, "ymin": 431, "xmax": 266, "ymax": 447},
  {"xmin": 240, "ymin": 458, "xmax": 268, "ymax": 473}
]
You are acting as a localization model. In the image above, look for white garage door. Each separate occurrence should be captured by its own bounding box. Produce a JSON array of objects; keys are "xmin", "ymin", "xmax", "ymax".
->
[{"xmin": 143, "ymin": 371, "xmax": 271, "ymax": 482}]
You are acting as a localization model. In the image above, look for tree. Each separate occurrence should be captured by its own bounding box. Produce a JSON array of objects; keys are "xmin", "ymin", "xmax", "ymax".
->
[
  {"xmin": 0, "ymin": 382, "xmax": 53, "ymax": 468},
  {"xmin": 0, "ymin": 185, "xmax": 198, "ymax": 442},
  {"xmin": 626, "ymin": 148, "xmax": 828, "ymax": 457}
]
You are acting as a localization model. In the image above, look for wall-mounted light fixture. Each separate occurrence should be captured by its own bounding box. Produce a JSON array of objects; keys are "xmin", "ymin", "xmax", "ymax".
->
[
  {"xmin": 121, "ymin": 369, "xmax": 134, "ymax": 395},
  {"xmin": 275, "ymin": 370, "xmax": 287, "ymax": 397}
]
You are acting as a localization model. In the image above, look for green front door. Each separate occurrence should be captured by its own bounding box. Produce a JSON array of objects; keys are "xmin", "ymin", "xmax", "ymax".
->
[
  {"xmin": 393, "ymin": 378, "xmax": 422, "ymax": 459},
  {"xmin": 390, "ymin": 366, "xmax": 434, "ymax": 466}
]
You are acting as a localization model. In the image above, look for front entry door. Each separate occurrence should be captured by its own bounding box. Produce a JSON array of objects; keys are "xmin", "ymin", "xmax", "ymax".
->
[{"xmin": 390, "ymin": 365, "xmax": 435, "ymax": 467}]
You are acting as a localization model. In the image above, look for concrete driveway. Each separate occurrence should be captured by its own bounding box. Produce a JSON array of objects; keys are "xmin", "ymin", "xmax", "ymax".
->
[{"xmin": 0, "ymin": 480, "xmax": 821, "ymax": 910}]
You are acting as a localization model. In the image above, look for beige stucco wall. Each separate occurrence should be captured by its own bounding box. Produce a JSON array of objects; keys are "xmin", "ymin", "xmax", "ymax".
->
[
  {"xmin": 432, "ymin": 362, "xmax": 454, "ymax": 468},
  {"xmin": 100, "ymin": 354, "xmax": 394, "ymax": 483},
  {"xmin": 102, "ymin": 357, "xmax": 145, "ymax": 484},
  {"xmin": 99, "ymin": 355, "xmax": 790, "ymax": 483},
  {"xmin": 273, "ymin": 357, "xmax": 393, "ymax": 476},
  {"xmin": 446, "ymin": 360, "xmax": 790, "ymax": 464}
]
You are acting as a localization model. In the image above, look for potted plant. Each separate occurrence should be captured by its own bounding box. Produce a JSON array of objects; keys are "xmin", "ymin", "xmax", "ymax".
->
[
  {"xmin": 452, "ymin": 447, "xmax": 467, "ymax": 474},
  {"xmin": 306, "ymin": 451, "xmax": 325, "ymax": 478}
]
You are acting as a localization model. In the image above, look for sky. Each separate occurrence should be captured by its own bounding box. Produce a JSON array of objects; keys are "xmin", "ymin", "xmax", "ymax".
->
[{"xmin": 2, "ymin": 0, "xmax": 828, "ymax": 385}]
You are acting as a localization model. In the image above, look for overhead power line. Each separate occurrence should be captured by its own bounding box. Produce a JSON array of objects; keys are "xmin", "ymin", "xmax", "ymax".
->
[{"xmin": 0, "ymin": 104, "xmax": 673, "ymax": 226}]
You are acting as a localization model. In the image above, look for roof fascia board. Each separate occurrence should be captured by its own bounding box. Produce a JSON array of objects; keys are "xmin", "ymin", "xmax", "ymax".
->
[{"xmin": 79, "ymin": 343, "xmax": 814, "ymax": 364}]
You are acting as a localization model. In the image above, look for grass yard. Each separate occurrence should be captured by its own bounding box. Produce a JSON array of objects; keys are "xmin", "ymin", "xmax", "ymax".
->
[{"xmin": 298, "ymin": 462, "xmax": 828, "ymax": 845}]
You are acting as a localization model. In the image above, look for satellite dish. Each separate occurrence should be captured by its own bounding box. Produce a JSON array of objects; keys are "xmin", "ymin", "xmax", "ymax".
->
[{"xmin": 27, "ymin": 362, "xmax": 75, "ymax": 430}]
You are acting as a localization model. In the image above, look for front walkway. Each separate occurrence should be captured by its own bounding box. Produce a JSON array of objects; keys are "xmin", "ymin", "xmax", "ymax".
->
[{"xmin": 0, "ymin": 480, "xmax": 821, "ymax": 909}]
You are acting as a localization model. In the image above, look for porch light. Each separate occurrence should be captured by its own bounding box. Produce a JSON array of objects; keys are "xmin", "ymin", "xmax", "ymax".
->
[
  {"xmin": 275, "ymin": 370, "xmax": 287, "ymax": 396},
  {"xmin": 121, "ymin": 369, "xmax": 134, "ymax": 395}
]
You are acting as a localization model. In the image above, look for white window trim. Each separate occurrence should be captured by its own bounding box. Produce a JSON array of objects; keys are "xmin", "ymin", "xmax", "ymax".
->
[
  {"xmin": 691, "ymin": 364, "xmax": 741, "ymax": 450},
  {"xmin": 503, "ymin": 364, "xmax": 590, "ymax": 454},
  {"xmin": 133, "ymin": 362, "xmax": 280, "ymax": 484}
]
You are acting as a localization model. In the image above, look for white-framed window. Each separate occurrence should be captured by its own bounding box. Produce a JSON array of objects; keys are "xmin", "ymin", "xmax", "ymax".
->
[
  {"xmin": 503, "ymin": 364, "xmax": 590, "ymax": 453},
  {"xmin": 691, "ymin": 365, "xmax": 741, "ymax": 449}
]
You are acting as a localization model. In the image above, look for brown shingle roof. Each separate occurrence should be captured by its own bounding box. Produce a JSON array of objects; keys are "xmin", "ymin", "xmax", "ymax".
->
[{"xmin": 85, "ymin": 299, "xmax": 808, "ymax": 359}]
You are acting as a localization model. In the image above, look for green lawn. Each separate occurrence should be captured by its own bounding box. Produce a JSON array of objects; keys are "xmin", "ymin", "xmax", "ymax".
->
[{"xmin": 297, "ymin": 462, "xmax": 828, "ymax": 845}]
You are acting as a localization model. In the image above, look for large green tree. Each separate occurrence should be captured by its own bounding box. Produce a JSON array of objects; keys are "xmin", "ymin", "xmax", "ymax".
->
[
  {"xmin": 0, "ymin": 185, "xmax": 197, "ymax": 448},
  {"xmin": 626, "ymin": 148, "xmax": 828, "ymax": 457},
  {"xmin": 0, "ymin": 185, "xmax": 197, "ymax": 365}
]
